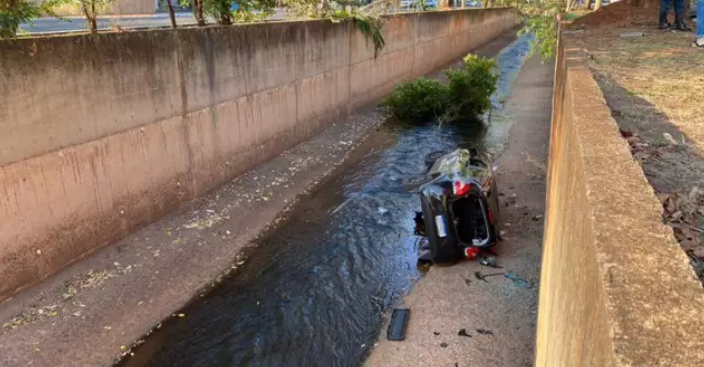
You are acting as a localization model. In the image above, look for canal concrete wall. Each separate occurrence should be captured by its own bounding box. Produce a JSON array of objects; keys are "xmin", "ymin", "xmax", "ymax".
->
[
  {"xmin": 536, "ymin": 35, "xmax": 704, "ymax": 366},
  {"xmin": 0, "ymin": 9, "xmax": 517, "ymax": 301}
]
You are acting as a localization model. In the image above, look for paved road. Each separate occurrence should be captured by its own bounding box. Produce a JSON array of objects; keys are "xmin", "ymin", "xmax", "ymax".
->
[
  {"xmin": 20, "ymin": 13, "xmax": 196, "ymax": 34},
  {"xmin": 19, "ymin": 10, "xmax": 288, "ymax": 34}
]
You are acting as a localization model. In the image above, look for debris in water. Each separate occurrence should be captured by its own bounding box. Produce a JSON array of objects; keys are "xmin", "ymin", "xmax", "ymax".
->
[
  {"xmin": 378, "ymin": 207, "xmax": 389, "ymax": 214},
  {"xmin": 458, "ymin": 329, "xmax": 472, "ymax": 338},
  {"xmin": 505, "ymin": 271, "xmax": 533, "ymax": 288},
  {"xmin": 476, "ymin": 329, "xmax": 494, "ymax": 335}
]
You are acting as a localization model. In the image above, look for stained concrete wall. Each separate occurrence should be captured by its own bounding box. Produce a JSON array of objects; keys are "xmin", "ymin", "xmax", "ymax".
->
[
  {"xmin": 0, "ymin": 9, "xmax": 517, "ymax": 301},
  {"xmin": 536, "ymin": 36, "xmax": 704, "ymax": 366}
]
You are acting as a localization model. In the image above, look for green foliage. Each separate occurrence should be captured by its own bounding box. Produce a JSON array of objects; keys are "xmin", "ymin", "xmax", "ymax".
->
[
  {"xmin": 442, "ymin": 54, "xmax": 498, "ymax": 122},
  {"xmin": 286, "ymin": 0, "xmax": 386, "ymax": 58},
  {"xmin": 384, "ymin": 54, "xmax": 498, "ymax": 124},
  {"xmin": 204, "ymin": 0, "xmax": 275, "ymax": 25},
  {"xmin": 496, "ymin": 0, "xmax": 562, "ymax": 60},
  {"xmin": 519, "ymin": 12, "xmax": 558, "ymax": 61},
  {"xmin": 384, "ymin": 78, "xmax": 452, "ymax": 121},
  {"xmin": 0, "ymin": 0, "xmax": 63, "ymax": 38},
  {"xmin": 1, "ymin": 1, "xmax": 39, "ymax": 38},
  {"xmin": 330, "ymin": 9, "xmax": 385, "ymax": 58}
]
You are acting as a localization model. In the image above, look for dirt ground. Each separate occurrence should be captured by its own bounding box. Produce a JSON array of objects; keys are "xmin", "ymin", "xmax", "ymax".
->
[
  {"xmin": 365, "ymin": 55, "xmax": 554, "ymax": 367},
  {"xmin": 566, "ymin": 12, "xmax": 704, "ymax": 282}
]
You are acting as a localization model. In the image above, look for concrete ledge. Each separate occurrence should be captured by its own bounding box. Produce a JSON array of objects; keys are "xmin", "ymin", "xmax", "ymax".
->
[
  {"xmin": 0, "ymin": 9, "xmax": 517, "ymax": 302},
  {"xmin": 536, "ymin": 35, "xmax": 704, "ymax": 366}
]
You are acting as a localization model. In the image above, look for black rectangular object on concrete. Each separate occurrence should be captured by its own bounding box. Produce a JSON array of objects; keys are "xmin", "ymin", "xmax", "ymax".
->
[{"xmin": 387, "ymin": 308, "xmax": 410, "ymax": 341}]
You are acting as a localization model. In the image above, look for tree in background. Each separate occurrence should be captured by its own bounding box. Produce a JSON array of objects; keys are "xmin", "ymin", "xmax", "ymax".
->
[
  {"xmin": 0, "ymin": 0, "xmax": 61, "ymax": 38},
  {"xmin": 158, "ymin": 0, "xmax": 178, "ymax": 28},
  {"xmin": 199, "ymin": 0, "xmax": 277, "ymax": 25}
]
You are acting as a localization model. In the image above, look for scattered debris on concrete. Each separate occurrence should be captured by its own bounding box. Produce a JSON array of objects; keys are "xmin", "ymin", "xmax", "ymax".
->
[
  {"xmin": 476, "ymin": 329, "xmax": 494, "ymax": 335},
  {"xmin": 504, "ymin": 271, "xmax": 533, "ymax": 289},
  {"xmin": 440, "ymin": 342, "xmax": 449, "ymax": 348},
  {"xmin": 474, "ymin": 271, "xmax": 505, "ymax": 282},
  {"xmin": 458, "ymin": 329, "xmax": 472, "ymax": 338},
  {"xmin": 183, "ymin": 210, "xmax": 229, "ymax": 230},
  {"xmin": 479, "ymin": 256, "xmax": 501, "ymax": 268}
]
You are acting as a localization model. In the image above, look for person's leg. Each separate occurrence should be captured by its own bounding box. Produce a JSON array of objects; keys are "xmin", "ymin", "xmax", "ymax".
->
[
  {"xmin": 694, "ymin": 0, "xmax": 704, "ymax": 47},
  {"xmin": 674, "ymin": 0, "xmax": 692, "ymax": 31},
  {"xmin": 660, "ymin": 0, "xmax": 673, "ymax": 29},
  {"xmin": 698, "ymin": 0, "xmax": 704, "ymax": 38}
]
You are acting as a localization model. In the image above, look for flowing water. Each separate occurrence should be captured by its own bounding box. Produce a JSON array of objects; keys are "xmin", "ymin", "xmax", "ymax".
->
[{"xmin": 119, "ymin": 34, "xmax": 532, "ymax": 367}]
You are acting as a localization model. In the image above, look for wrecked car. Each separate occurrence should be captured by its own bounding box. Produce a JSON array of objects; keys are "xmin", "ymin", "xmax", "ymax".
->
[{"xmin": 405, "ymin": 148, "xmax": 500, "ymax": 264}]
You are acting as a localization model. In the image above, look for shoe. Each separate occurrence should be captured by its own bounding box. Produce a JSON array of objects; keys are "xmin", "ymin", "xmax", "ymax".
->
[
  {"xmin": 658, "ymin": 11, "xmax": 671, "ymax": 29},
  {"xmin": 675, "ymin": 15, "xmax": 692, "ymax": 31}
]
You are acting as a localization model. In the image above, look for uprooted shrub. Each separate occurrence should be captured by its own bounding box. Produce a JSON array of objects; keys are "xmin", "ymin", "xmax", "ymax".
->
[{"xmin": 384, "ymin": 54, "xmax": 498, "ymax": 124}]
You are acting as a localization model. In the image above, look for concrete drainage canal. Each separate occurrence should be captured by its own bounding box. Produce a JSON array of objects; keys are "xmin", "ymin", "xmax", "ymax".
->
[{"xmin": 117, "ymin": 34, "xmax": 533, "ymax": 367}]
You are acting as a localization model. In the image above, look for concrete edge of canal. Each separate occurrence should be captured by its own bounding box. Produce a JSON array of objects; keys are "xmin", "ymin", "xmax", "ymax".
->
[{"xmin": 535, "ymin": 33, "xmax": 704, "ymax": 367}]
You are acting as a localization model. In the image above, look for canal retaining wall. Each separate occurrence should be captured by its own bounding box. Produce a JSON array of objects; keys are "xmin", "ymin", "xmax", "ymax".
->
[
  {"xmin": 0, "ymin": 9, "xmax": 517, "ymax": 301},
  {"xmin": 536, "ymin": 35, "xmax": 704, "ymax": 366}
]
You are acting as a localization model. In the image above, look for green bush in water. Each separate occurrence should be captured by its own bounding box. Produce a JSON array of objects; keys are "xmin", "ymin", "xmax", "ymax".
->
[
  {"xmin": 383, "ymin": 77, "xmax": 451, "ymax": 122},
  {"xmin": 442, "ymin": 54, "xmax": 498, "ymax": 123},
  {"xmin": 384, "ymin": 54, "xmax": 498, "ymax": 124}
]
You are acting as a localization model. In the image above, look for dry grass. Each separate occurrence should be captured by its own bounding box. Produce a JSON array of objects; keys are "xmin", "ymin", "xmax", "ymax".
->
[{"xmin": 583, "ymin": 30, "xmax": 704, "ymax": 146}]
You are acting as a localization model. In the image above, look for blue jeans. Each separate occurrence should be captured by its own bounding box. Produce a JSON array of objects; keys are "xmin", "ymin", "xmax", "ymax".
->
[
  {"xmin": 660, "ymin": 0, "xmax": 685, "ymax": 19},
  {"xmin": 698, "ymin": 0, "xmax": 704, "ymax": 37}
]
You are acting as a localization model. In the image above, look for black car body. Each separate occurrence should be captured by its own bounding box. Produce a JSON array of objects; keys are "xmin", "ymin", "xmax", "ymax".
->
[{"xmin": 408, "ymin": 149, "xmax": 500, "ymax": 264}]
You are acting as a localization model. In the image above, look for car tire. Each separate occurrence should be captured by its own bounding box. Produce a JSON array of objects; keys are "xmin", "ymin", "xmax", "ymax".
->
[{"xmin": 420, "ymin": 195, "xmax": 460, "ymax": 265}]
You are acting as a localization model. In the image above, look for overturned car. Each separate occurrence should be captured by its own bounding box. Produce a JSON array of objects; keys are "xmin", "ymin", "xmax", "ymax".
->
[{"xmin": 405, "ymin": 148, "xmax": 500, "ymax": 264}]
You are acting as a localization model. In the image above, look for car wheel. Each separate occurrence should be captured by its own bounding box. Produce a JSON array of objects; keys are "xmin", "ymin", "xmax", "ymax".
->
[{"xmin": 421, "ymin": 195, "xmax": 460, "ymax": 265}]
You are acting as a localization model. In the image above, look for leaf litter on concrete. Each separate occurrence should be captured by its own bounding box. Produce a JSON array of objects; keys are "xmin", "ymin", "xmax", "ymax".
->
[
  {"xmin": 573, "ymin": 25, "xmax": 704, "ymax": 282},
  {"xmin": 3, "ymin": 263, "xmax": 133, "ymax": 330}
]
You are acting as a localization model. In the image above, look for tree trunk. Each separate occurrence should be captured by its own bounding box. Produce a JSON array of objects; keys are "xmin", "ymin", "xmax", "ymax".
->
[
  {"xmin": 594, "ymin": 0, "xmax": 603, "ymax": 10},
  {"xmin": 166, "ymin": 0, "xmax": 177, "ymax": 28},
  {"xmin": 81, "ymin": 0, "xmax": 98, "ymax": 33},
  {"xmin": 585, "ymin": 0, "xmax": 592, "ymax": 9},
  {"xmin": 566, "ymin": 0, "xmax": 575, "ymax": 11},
  {"xmin": 194, "ymin": 0, "xmax": 205, "ymax": 26}
]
